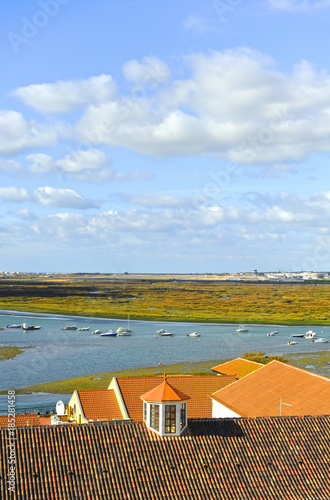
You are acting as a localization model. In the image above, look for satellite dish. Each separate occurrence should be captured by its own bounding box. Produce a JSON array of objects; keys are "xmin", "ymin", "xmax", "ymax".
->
[{"xmin": 56, "ymin": 401, "xmax": 65, "ymax": 416}]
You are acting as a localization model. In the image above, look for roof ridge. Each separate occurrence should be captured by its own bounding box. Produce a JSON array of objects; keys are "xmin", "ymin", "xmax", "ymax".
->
[{"xmin": 268, "ymin": 359, "xmax": 330, "ymax": 380}]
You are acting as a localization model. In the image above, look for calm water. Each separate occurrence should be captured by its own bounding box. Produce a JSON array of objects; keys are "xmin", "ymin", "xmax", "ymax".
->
[{"xmin": 0, "ymin": 310, "xmax": 329, "ymax": 413}]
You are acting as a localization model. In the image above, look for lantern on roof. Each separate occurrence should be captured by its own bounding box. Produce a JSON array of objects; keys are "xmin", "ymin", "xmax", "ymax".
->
[{"xmin": 140, "ymin": 373, "xmax": 191, "ymax": 437}]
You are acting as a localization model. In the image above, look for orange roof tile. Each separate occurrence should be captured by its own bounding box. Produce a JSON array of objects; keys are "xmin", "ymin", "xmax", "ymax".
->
[
  {"xmin": 0, "ymin": 413, "xmax": 51, "ymax": 428},
  {"xmin": 211, "ymin": 360, "xmax": 330, "ymax": 417},
  {"xmin": 2, "ymin": 416, "xmax": 330, "ymax": 500},
  {"xmin": 140, "ymin": 373, "xmax": 191, "ymax": 402},
  {"xmin": 77, "ymin": 389, "xmax": 123, "ymax": 421},
  {"xmin": 116, "ymin": 374, "xmax": 236, "ymax": 421},
  {"xmin": 212, "ymin": 357, "xmax": 263, "ymax": 378}
]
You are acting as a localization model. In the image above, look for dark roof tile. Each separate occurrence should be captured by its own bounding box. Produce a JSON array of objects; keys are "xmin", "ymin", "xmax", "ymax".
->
[{"xmin": 1, "ymin": 416, "xmax": 329, "ymax": 499}]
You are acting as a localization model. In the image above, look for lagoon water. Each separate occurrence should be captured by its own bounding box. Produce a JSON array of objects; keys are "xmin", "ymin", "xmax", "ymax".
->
[{"xmin": 0, "ymin": 310, "xmax": 329, "ymax": 413}]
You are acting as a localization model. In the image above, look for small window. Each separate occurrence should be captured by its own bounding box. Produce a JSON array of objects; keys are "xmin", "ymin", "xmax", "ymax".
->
[
  {"xmin": 150, "ymin": 404, "xmax": 159, "ymax": 431},
  {"xmin": 143, "ymin": 402, "xmax": 147, "ymax": 421},
  {"xmin": 165, "ymin": 405, "xmax": 176, "ymax": 434},
  {"xmin": 180, "ymin": 403, "xmax": 186, "ymax": 430}
]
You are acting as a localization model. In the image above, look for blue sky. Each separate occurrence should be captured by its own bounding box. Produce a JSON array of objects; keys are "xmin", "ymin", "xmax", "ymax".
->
[{"xmin": 1, "ymin": 0, "xmax": 330, "ymax": 273}]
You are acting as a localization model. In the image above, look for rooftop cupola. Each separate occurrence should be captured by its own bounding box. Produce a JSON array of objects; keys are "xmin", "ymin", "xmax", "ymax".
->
[{"xmin": 140, "ymin": 373, "xmax": 191, "ymax": 436}]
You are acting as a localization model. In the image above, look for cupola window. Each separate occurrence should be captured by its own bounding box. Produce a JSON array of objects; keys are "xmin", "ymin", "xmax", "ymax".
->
[
  {"xmin": 165, "ymin": 405, "xmax": 176, "ymax": 434},
  {"xmin": 180, "ymin": 403, "xmax": 187, "ymax": 430},
  {"xmin": 150, "ymin": 404, "xmax": 159, "ymax": 431}
]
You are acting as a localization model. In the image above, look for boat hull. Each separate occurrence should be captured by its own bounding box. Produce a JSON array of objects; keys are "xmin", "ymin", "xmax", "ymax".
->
[
  {"xmin": 22, "ymin": 323, "xmax": 41, "ymax": 330},
  {"xmin": 100, "ymin": 331, "xmax": 117, "ymax": 337}
]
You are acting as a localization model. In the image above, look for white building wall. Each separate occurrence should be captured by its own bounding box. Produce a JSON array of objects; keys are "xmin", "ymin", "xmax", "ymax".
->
[{"xmin": 212, "ymin": 400, "xmax": 241, "ymax": 418}]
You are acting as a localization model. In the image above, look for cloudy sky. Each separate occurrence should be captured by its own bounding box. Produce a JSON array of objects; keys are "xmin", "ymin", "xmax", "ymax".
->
[{"xmin": 1, "ymin": 0, "xmax": 330, "ymax": 273}]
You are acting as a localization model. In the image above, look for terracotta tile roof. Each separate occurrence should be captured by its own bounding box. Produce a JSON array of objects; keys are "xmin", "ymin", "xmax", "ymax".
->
[
  {"xmin": 0, "ymin": 413, "xmax": 51, "ymax": 428},
  {"xmin": 211, "ymin": 360, "xmax": 330, "ymax": 417},
  {"xmin": 1, "ymin": 416, "xmax": 329, "ymax": 499},
  {"xmin": 77, "ymin": 389, "xmax": 123, "ymax": 421},
  {"xmin": 212, "ymin": 357, "xmax": 263, "ymax": 378},
  {"xmin": 116, "ymin": 374, "xmax": 236, "ymax": 421},
  {"xmin": 140, "ymin": 373, "xmax": 191, "ymax": 402}
]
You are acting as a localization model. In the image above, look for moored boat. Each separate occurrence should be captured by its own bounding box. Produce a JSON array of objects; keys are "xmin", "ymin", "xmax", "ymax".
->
[
  {"xmin": 291, "ymin": 333, "xmax": 304, "ymax": 338},
  {"xmin": 100, "ymin": 330, "xmax": 117, "ymax": 337},
  {"xmin": 305, "ymin": 330, "xmax": 317, "ymax": 339},
  {"xmin": 236, "ymin": 327, "xmax": 249, "ymax": 333},
  {"xmin": 76, "ymin": 327, "xmax": 90, "ymax": 331},
  {"xmin": 187, "ymin": 332, "xmax": 201, "ymax": 337},
  {"xmin": 92, "ymin": 329, "xmax": 102, "ymax": 335},
  {"xmin": 313, "ymin": 338, "xmax": 328, "ymax": 343},
  {"xmin": 288, "ymin": 341, "xmax": 298, "ymax": 345},
  {"xmin": 116, "ymin": 315, "xmax": 132, "ymax": 335},
  {"xmin": 22, "ymin": 323, "xmax": 41, "ymax": 330},
  {"xmin": 7, "ymin": 324, "xmax": 22, "ymax": 329},
  {"xmin": 117, "ymin": 329, "xmax": 131, "ymax": 336},
  {"xmin": 160, "ymin": 331, "xmax": 174, "ymax": 336},
  {"xmin": 62, "ymin": 326, "xmax": 77, "ymax": 331}
]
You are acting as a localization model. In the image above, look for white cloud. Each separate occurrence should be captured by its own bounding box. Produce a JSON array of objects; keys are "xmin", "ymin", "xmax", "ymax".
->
[
  {"xmin": 0, "ymin": 186, "xmax": 95, "ymax": 209},
  {"xmin": 181, "ymin": 14, "xmax": 219, "ymax": 33},
  {"xmin": 4, "ymin": 49, "xmax": 330, "ymax": 165},
  {"xmin": 12, "ymin": 74, "xmax": 117, "ymax": 114},
  {"xmin": 27, "ymin": 149, "xmax": 112, "ymax": 182},
  {"xmin": 11, "ymin": 208, "xmax": 33, "ymax": 219},
  {"xmin": 124, "ymin": 194, "xmax": 195, "ymax": 208},
  {"xmin": 75, "ymin": 49, "xmax": 330, "ymax": 165},
  {"xmin": 267, "ymin": 0, "xmax": 330, "ymax": 12},
  {"xmin": 3, "ymin": 189, "xmax": 330, "ymax": 273},
  {"xmin": 0, "ymin": 110, "xmax": 61, "ymax": 156},
  {"xmin": 0, "ymin": 187, "xmax": 29, "ymax": 202},
  {"xmin": 26, "ymin": 149, "xmax": 151, "ymax": 183},
  {"xmin": 0, "ymin": 158, "xmax": 25, "ymax": 175},
  {"xmin": 31, "ymin": 187, "xmax": 96, "ymax": 209},
  {"xmin": 122, "ymin": 56, "xmax": 170, "ymax": 85},
  {"xmin": 18, "ymin": 190, "xmax": 330, "ymax": 241}
]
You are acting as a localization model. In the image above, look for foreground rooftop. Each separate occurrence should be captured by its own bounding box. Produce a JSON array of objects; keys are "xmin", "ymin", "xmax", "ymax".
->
[{"xmin": 1, "ymin": 415, "xmax": 329, "ymax": 499}]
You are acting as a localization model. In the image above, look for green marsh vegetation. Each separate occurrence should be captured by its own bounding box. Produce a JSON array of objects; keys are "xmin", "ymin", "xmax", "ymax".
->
[
  {"xmin": 0, "ymin": 345, "xmax": 33, "ymax": 361},
  {"xmin": 1, "ymin": 276, "xmax": 330, "ymax": 325}
]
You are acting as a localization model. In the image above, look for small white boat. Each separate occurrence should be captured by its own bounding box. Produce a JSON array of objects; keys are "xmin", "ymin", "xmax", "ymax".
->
[
  {"xmin": 236, "ymin": 327, "xmax": 249, "ymax": 333},
  {"xmin": 288, "ymin": 341, "xmax": 298, "ymax": 345},
  {"xmin": 62, "ymin": 325, "xmax": 77, "ymax": 331},
  {"xmin": 92, "ymin": 329, "xmax": 102, "ymax": 335},
  {"xmin": 160, "ymin": 331, "xmax": 174, "ymax": 336},
  {"xmin": 100, "ymin": 330, "xmax": 117, "ymax": 337},
  {"xmin": 187, "ymin": 332, "xmax": 201, "ymax": 337},
  {"xmin": 76, "ymin": 327, "xmax": 90, "ymax": 331},
  {"xmin": 7, "ymin": 324, "xmax": 22, "ymax": 329},
  {"xmin": 313, "ymin": 338, "xmax": 328, "ymax": 343},
  {"xmin": 116, "ymin": 315, "xmax": 132, "ymax": 335},
  {"xmin": 267, "ymin": 331, "xmax": 278, "ymax": 336},
  {"xmin": 305, "ymin": 330, "xmax": 317, "ymax": 339},
  {"xmin": 117, "ymin": 329, "xmax": 131, "ymax": 336},
  {"xmin": 156, "ymin": 329, "xmax": 166, "ymax": 334},
  {"xmin": 22, "ymin": 323, "xmax": 41, "ymax": 330}
]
